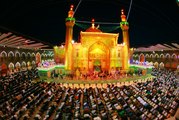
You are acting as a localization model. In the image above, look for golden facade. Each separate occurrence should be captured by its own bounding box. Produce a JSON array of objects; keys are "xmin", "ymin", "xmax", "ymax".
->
[{"xmin": 54, "ymin": 5, "xmax": 130, "ymax": 72}]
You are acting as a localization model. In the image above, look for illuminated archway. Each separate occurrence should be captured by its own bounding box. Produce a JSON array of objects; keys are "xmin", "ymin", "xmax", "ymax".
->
[
  {"xmin": 32, "ymin": 61, "xmax": 36, "ymax": 68},
  {"xmin": 154, "ymin": 62, "xmax": 159, "ymax": 68},
  {"xmin": 160, "ymin": 54, "xmax": 165, "ymax": 61},
  {"xmin": 21, "ymin": 61, "xmax": 26, "ymax": 70},
  {"xmin": 31, "ymin": 53, "xmax": 35, "ymax": 59},
  {"xmin": 15, "ymin": 62, "xmax": 21, "ymax": 71},
  {"xmin": 1, "ymin": 51, "xmax": 7, "ymax": 57},
  {"xmin": 36, "ymin": 52, "xmax": 41, "ymax": 66},
  {"xmin": 155, "ymin": 54, "xmax": 159, "ymax": 60},
  {"xmin": 8, "ymin": 51, "xmax": 14, "ymax": 61},
  {"xmin": 149, "ymin": 62, "xmax": 153, "ymax": 66},
  {"xmin": 171, "ymin": 53, "xmax": 177, "ymax": 60},
  {"xmin": 21, "ymin": 52, "xmax": 26, "ymax": 60},
  {"xmin": 1, "ymin": 63, "xmax": 7, "ymax": 76},
  {"xmin": 145, "ymin": 54, "xmax": 149, "ymax": 58},
  {"xmin": 1, "ymin": 51, "xmax": 7, "ymax": 62},
  {"xmin": 88, "ymin": 41, "xmax": 109, "ymax": 71},
  {"xmin": 27, "ymin": 61, "xmax": 31, "ymax": 70},
  {"xmin": 15, "ymin": 52, "xmax": 20, "ymax": 60},
  {"xmin": 8, "ymin": 62, "xmax": 15, "ymax": 73},
  {"xmin": 165, "ymin": 53, "xmax": 170, "ymax": 60},
  {"xmin": 159, "ymin": 62, "xmax": 164, "ymax": 69},
  {"xmin": 150, "ymin": 54, "xmax": 153, "ymax": 59},
  {"xmin": 8, "ymin": 51, "xmax": 14, "ymax": 57},
  {"xmin": 139, "ymin": 53, "xmax": 145, "ymax": 64},
  {"xmin": 135, "ymin": 54, "xmax": 139, "ymax": 61},
  {"xmin": 27, "ymin": 52, "xmax": 31, "ymax": 60}
]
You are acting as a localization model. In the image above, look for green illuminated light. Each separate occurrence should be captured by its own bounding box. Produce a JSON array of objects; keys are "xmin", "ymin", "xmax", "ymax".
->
[
  {"xmin": 65, "ymin": 17, "xmax": 75, "ymax": 21},
  {"xmin": 130, "ymin": 64, "xmax": 153, "ymax": 69},
  {"xmin": 38, "ymin": 65, "xmax": 65, "ymax": 72},
  {"xmin": 120, "ymin": 21, "xmax": 129, "ymax": 25}
]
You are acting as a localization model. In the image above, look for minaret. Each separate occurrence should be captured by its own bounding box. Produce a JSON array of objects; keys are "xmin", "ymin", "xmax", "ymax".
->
[
  {"xmin": 120, "ymin": 9, "xmax": 129, "ymax": 71},
  {"xmin": 65, "ymin": 5, "xmax": 75, "ymax": 70}
]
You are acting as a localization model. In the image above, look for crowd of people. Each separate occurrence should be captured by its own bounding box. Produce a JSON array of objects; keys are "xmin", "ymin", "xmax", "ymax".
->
[{"xmin": 0, "ymin": 68, "xmax": 178, "ymax": 120}]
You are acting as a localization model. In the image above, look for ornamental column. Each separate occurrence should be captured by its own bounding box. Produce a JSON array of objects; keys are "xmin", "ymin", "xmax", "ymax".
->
[
  {"xmin": 120, "ymin": 9, "xmax": 130, "ymax": 70},
  {"xmin": 65, "ymin": 5, "xmax": 75, "ymax": 70}
]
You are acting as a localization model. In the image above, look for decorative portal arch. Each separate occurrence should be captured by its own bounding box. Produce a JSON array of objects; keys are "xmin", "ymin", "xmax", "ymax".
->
[
  {"xmin": 160, "ymin": 54, "xmax": 165, "ymax": 60},
  {"xmin": 154, "ymin": 62, "xmax": 159, "ymax": 68},
  {"xmin": 51, "ymin": 54, "xmax": 54, "ymax": 58},
  {"xmin": 1, "ymin": 51, "xmax": 7, "ymax": 57},
  {"xmin": 36, "ymin": 52, "xmax": 41, "ymax": 66},
  {"xmin": 31, "ymin": 53, "xmax": 35, "ymax": 58},
  {"xmin": 145, "ymin": 54, "xmax": 149, "ymax": 58},
  {"xmin": 1, "ymin": 51, "xmax": 7, "ymax": 62},
  {"xmin": 32, "ymin": 61, "xmax": 36, "ymax": 68},
  {"xmin": 8, "ymin": 62, "xmax": 15, "ymax": 72},
  {"xmin": 21, "ymin": 52, "xmax": 26, "ymax": 60},
  {"xmin": 15, "ymin": 62, "xmax": 21, "ymax": 71},
  {"xmin": 139, "ymin": 53, "xmax": 145, "ymax": 64},
  {"xmin": 27, "ymin": 61, "xmax": 31, "ymax": 70},
  {"xmin": 88, "ymin": 41, "xmax": 110, "ymax": 71},
  {"xmin": 1, "ymin": 63, "xmax": 7, "ymax": 76},
  {"xmin": 8, "ymin": 51, "xmax": 14, "ymax": 61},
  {"xmin": 45, "ymin": 54, "xmax": 47, "ymax": 58},
  {"xmin": 165, "ymin": 53, "xmax": 170, "ymax": 59},
  {"xmin": 41, "ymin": 53, "xmax": 45, "ymax": 59},
  {"xmin": 155, "ymin": 54, "xmax": 159, "ymax": 59},
  {"xmin": 171, "ymin": 60, "xmax": 178, "ymax": 69},
  {"xmin": 165, "ymin": 62, "xmax": 170, "ymax": 68},
  {"xmin": 171, "ymin": 54, "xmax": 178, "ymax": 69},
  {"xmin": 150, "ymin": 54, "xmax": 153, "ymax": 59},
  {"xmin": 159, "ymin": 62, "xmax": 164, "ymax": 69},
  {"xmin": 171, "ymin": 53, "xmax": 177, "ymax": 60},
  {"xmin": 21, "ymin": 61, "xmax": 26, "ymax": 70},
  {"xmin": 15, "ymin": 52, "xmax": 20, "ymax": 58},
  {"xmin": 8, "ymin": 51, "xmax": 14, "ymax": 57},
  {"xmin": 27, "ymin": 52, "xmax": 31, "ymax": 60},
  {"xmin": 134, "ymin": 54, "xmax": 139, "ymax": 60}
]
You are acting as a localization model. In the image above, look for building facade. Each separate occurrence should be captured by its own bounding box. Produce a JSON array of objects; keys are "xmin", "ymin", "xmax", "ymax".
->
[{"xmin": 54, "ymin": 5, "xmax": 130, "ymax": 73}]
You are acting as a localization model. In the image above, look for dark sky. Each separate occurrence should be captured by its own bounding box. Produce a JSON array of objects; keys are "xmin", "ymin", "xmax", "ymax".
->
[{"xmin": 0, "ymin": 0, "xmax": 178, "ymax": 48}]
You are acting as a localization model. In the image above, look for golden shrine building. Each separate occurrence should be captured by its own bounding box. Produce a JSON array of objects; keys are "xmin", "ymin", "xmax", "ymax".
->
[{"xmin": 54, "ymin": 5, "xmax": 130, "ymax": 72}]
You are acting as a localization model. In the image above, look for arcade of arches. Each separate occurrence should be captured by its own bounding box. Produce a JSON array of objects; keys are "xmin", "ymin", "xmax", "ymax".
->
[
  {"xmin": 132, "ymin": 51, "xmax": 179, "ymax": 70},
  {"xmin": 0, "ymin": 47, "xmax": 54, "ymax": 76}
]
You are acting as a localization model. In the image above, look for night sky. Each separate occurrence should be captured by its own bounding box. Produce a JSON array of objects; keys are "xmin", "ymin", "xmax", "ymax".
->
[{"xmin": 0, "ymin": 0, "xmax": 178, "ymax": 48}]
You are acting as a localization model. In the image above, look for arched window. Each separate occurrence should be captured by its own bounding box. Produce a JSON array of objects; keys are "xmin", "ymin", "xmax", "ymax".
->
[
  {"xmin": 8, "ymin": 51, "xmax": 14, "ymax": 61},
  {"xmin": 15, "ymin": 52, "xmax": 20, "ymax": 60},
  {"xmin": 31, "ymin": 53, "xmax": 35, "ymax": 59},
  {"xmin": 21, "ymin": 52, "xmax": 26, "ymax": 60},
  {"xmin": 27, "ymin": 53, "xmax": 31, "ymax": 60},
  {"xmin": 1, "ymin": 51, "xmax": 7, "ymax": 62},
  {"xmin": 160, "ymin": 54, "xmax": 164, "ymax": 60},
  {"xmin": 165, "ymin": 53, "xmax": 170, "ymax": 60},
  {"xmin": 171, "ymin": 54, "xmax": 177, "ymax": 61},
  {"xmin": 150, "ymin": 54, "xmax": 153, "ymax": 59}
]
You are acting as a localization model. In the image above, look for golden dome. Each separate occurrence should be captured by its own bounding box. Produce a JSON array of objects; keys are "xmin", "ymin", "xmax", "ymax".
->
[{"xmin": 85, "ymin": 18, "xmax": 102, "ymax": 32}]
